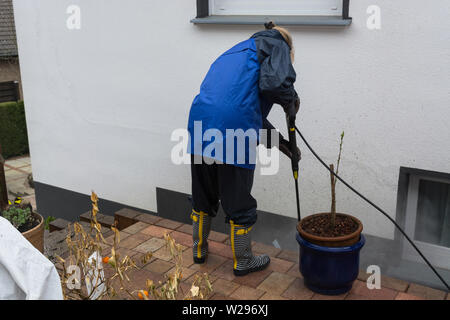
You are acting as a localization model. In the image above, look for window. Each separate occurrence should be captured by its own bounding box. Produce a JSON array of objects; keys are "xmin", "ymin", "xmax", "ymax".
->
[
  {"xmin": 403, "ymin": 174, "xmax": 450, "ymax": 270},
  {"xmin": 209, "ymin": 0, "xmax": 342, "ymax": 16},
  {"xmin": 192, "ymin": 0, "xmax": 351, "ymax": 26}
]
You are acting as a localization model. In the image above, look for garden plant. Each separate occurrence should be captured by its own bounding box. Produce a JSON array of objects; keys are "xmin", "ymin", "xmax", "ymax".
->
[{"xmin": 57, "ymin": 191, "xmax": 213, "ymax": 300}]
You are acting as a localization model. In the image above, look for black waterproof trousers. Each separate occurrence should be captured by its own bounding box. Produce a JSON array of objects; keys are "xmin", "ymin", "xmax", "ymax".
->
[{"xmin": 190, "ymin": 155, "xmax": 257, "ymax": 227}]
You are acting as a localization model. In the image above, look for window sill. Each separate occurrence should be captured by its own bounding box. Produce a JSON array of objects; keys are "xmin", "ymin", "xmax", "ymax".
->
[{"xmin": 190, "ymin": 15, "xmax": 352, "ymax": 27}]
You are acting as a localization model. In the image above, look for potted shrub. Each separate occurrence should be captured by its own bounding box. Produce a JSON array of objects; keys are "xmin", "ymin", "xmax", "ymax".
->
[
  {"xmin": 1, "ymin": 202, "xmax": 44, "ymax": 253},
  {"xmin": 296, "ymin": 132, "xmax": 365, "ymax": 295}
]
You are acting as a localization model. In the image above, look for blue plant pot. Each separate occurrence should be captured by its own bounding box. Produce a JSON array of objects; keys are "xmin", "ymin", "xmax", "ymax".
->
[{"xmin": 296, "ymin": 232, "xmax": 365, "ymax": 295}]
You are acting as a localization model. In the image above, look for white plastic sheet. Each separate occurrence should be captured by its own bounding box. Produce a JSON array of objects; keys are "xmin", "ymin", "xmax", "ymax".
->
[{"xmin": 0, "ymin": 216, "xmax": 63, "ymax": 300}]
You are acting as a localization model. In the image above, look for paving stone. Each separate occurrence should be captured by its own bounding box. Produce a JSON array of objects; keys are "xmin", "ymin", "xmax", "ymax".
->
[
  {"xmin": 118, "ymin": 233, "xmax": 149, "ymax": 249},
  {"xmin": 380, "ymin": 275, "xmax": 409, "ymax": 292},
  {"xmin": 153, "ymin": 244, "xmax": 187, "ymax": 262},
  {"xmin": 155, "ymin": 218, "xmax": 183, "ymax": 230},
  {"xmin": 113, "ymin": 248, "xmax": 139, "ymax": 261},
  {"xmin": 211, "ymin": 259, "xmax": 236, "ymax": 282},
  {"xmin": 135, "ymin": 237, "xmax": 166, "ymax": 253},
  {"xmin": 345, "ymin": 293, "xmax": 370, "ymax": 300},
  {"xmin": 125, "ymin": 268, "xmax": 165, "ymax": 294},
  {"xmin": 252, "ymin": 242, "xmax": 282, "ymax": 257},
  {"xmin": 135, "ymin": 213, "xmax": 162, "ymax": 225},
  {"xmin": 212, "ymin": 278, "xmax": 240, "ymax": 296},
  {"xmin": 209, "ymin": 230, "xmax": 229, "ymax": 243},
  {"xmin": 406, "ymin": 283, "xmax": 447, "ymax": 300},
  {"xmin": 357, "ymin": 269, "xmax": 370, "ymax": 282},
  {"xmin": 166, "ymin": 266, "xmax": 196, "ymax": 282},
  {"xmin": 176, "ymin": 223, "xmax": 193, "ymax": 235},
  {"xmin": 5, "ymin": 170, "xmax": 27, "ymax": 181},
  {"xmin": 350, "ymin": 280, "xmax": 397, "ymax": 300},
  {"xmin": 233, "ymin": 268, "xmax": 272, "ymax": 288},
  {"xmin": 267, "ymin": 256, "xmax": 294, "ymax": 273},
  {"xmin": 140, "ymin": 225, "xmax": 173, "ymax": 238},
  {"xmin": 210, "ymin": 293, "xmax": 233, "ymax": 300},
  {"xmin": 311, "ymin": 293, "xmax": 348, "ymax": 300},
  {"xmin": 276, "ymin": 249, "xmax": 299, "ymax": 263},
  {"xmin": 19, "ymin": 166, "xmax": 32, "ymax": 174},
  {"xmin": 102, "ymin": 230, "xmax": 114, "ymax": 238},
  {"xmin": 79, "ymin": 211, "xmax": 93, "ymax": 222},
  {"xmin": 230, "ymin": 285, "xmax": 264, "ymax": 300},
  {"xmin": 190, "ymin": 254, "xmax": 227, "ymax": 273},
  {"xmin": 99, "ymin": 244, "xmax": 112, "ymax": 257},
  {"xmin": 78, "ymin": 221, "xmax": 92, "ymax": 231},
  {"xmin": 115, "ymin": 208, "xmax": 141, "ymax": 219},
  {"xmin": 176, "ymin": 282, "xmax": 197, "ymax": 300},
  {"xmin": 181, "ymin": 249, "xmax": 195, "ymax": 268},
  {"xmin": 259, "ymin": 292, "xmax": 288, "ymax": 300},
  {"xmin": 98, "ymin": 214, "xmax": 115, "ymax": 228},
  {"xmin": 281, "ymin": 278, "xmax": 314, "ymax": 300},
  {"xmin": 104, "ymin": 231, "xmax": 131, "ymax": 245},
  {"xmin": 49, "ymin": 218, "xmax": 70, "ymax": 232},
  {"xmin": 46, "ymin": 228, "xmax": 68, "ymax": 244},
  {"xmin": 44, "ymin": 229, "xmax": 70, "ymax": 261},
  {"xmin": 286, "ymin": 263, "xmax": 303, "ymax": 279},
  {"xmin": 208, "ymin": 241, "xmax": 233, "ymax": 259},
  {"xmin": 121, "ymin": 221, "xmax": 150, "ymax": 234},
  {"xmin": 170, "ymin": 231, "xmax": 193, "ymax": 247},
  {"xmin": 184, "ymin": 273, "xmax": 217, "ymax": 286},
  {"xmin": 132, "ymin": 252, "xmax": 156, "ymax": 269},
  {"xmin": 145, "ymin": 259, "xmax": 174, "ymax": 274},
  {"xmin": 257, "ymin": 271, "xmax": 296, "ymax": 295},
  {"xmin": 115, "ymin": 208, "xmax": 140, "ymax": 230},
  {"xmin": 395, "ymin": 292, "xmax": 424, "ymax": 300},
  {"xmin": 5, "ymin": 158, "xmax": 29, "ymax": 168}
]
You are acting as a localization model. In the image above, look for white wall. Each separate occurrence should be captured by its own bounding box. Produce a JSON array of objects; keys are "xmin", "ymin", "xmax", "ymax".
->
[{"xmin": 13, "ymin": 0, "xmax": 450, "ymax": 239}]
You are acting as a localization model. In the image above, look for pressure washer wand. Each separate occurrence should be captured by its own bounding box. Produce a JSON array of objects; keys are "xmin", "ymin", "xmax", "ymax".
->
[{"xmin": 286, "ymin": 111, "xmax": 301, "ymax": 222}]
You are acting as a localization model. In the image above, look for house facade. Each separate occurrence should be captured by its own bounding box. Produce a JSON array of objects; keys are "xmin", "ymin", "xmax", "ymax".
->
[{"xmin": 12, "ymin": 0, "xmax": 450, "ymax": 289}]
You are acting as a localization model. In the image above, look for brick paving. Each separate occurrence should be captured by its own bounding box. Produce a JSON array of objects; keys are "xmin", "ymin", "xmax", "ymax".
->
[
  {"xmin": 3, "ymin": 155, "xmax": 36, "ymax": 210},
  {"xmin": 48, "ymin": 208, "xmax": 448, "ymax": 300},
  {"xmin": 6, "ymin": 156, "xmax": 448, "ymax": 300}
]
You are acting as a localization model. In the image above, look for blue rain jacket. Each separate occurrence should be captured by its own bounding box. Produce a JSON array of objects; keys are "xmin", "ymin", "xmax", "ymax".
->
[{"xmin": 187, "ymin": 29, "xmax": 298, "ymax": 169}]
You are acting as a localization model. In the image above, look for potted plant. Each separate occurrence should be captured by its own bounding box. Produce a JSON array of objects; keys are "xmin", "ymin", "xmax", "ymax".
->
[
  {"xmin": 296, "ymin": 132, "xmax": 365, "ymax": 295},
  {"xmin": 1, "ymin": 202, "xmax": 44, "ymax": 253}
]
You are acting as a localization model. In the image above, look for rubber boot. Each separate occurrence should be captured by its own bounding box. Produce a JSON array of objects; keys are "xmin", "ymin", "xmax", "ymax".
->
[
  {"xmin": 191, "ymin": 209, "xmax": 211, "ymax": 264},
  {"xmin": 230, "ymin": 221, "xmax": 270, "ymax": 276}
]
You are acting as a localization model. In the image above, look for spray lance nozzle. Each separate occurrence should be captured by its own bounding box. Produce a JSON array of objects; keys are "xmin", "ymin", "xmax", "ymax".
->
[
  {"xmin": 284, "ymin": 99, "xmax": 302, "ymax": 221},
  {"xmin": 284, "ymin": 100, "xmax": 300, "ymax": 178}
]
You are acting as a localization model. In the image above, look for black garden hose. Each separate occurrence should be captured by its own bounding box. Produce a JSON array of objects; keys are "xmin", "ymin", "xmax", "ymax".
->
[{"xmin": 294, "ymin": 125, "xmax": 450, "ymax": 291}]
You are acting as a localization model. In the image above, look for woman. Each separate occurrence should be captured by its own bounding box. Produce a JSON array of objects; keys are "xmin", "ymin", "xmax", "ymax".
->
[{"xmin": 187, "ymin": 22, "xmax": 300, "ymax": 276}]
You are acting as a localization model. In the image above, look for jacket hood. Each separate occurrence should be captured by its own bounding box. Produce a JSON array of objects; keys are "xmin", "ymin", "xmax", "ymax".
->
[{"xmin": 250, "ymin": 29, "xmax": 287, "ymax": 44}]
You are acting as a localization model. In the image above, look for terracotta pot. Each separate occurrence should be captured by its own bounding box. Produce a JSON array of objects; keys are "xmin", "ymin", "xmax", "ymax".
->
[
  {"xmin": 22, "ymin": 212, "xmax": 44, "ymax": 253},
  {"xmin": 297, "ymin": 212, "xmax": 363, "ymax": 247}
]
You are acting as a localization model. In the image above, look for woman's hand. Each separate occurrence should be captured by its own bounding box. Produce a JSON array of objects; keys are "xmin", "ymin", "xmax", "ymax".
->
[
  {"xmin": 279, "ymin": 139, "xmax": 301, "ymax": 161},
  {"xmin": 294, "ymin": 96, "xmax": 300, "ymax": 114}
]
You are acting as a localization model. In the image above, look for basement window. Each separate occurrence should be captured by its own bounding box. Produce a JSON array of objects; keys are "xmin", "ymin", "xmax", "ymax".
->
[
  {"xmin": 191, "ymin": 0, "xmax": 352, "ymax": 26},
  {"xmin": 402, "ymin": 172, "xmax": 450, "ymax": 270}
]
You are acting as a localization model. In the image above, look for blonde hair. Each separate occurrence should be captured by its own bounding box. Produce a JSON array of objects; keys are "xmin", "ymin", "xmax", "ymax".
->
[{"xmin": 264, "ymin": 22, "xmax": 295, "ymax": 62}]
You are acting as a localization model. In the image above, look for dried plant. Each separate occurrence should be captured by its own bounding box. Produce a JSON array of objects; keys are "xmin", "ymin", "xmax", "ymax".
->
[
  {"xmin": 329, "ymin": 131, "xmax": 344, "ymax": 229},
  {"xmin": 57, "ymin": 191, "xmax": 213, "ymax": 300}
]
